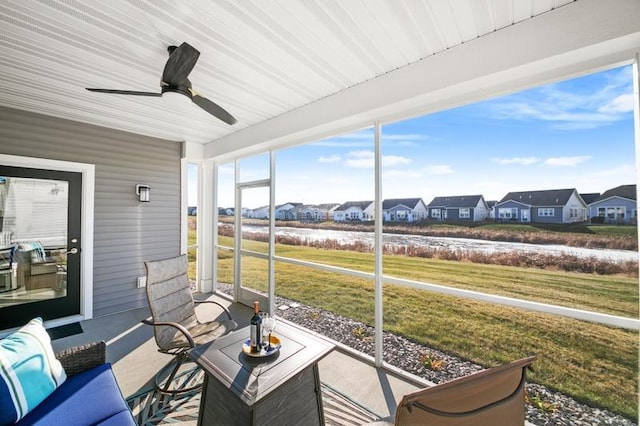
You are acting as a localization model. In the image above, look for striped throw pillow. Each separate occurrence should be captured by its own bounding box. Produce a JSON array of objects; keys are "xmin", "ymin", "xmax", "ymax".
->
[{"xmin": 0, "ymin": 318, "xmax": 67, "ymax": 425}]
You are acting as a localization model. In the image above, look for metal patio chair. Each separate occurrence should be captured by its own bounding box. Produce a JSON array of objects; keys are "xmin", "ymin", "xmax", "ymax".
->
[
  {"xmin": 142, "ymin": 254, "xmax": 237, "ymax": 394},
  {"xmin": 392, "ymin": 356, "xmax": 536, "ymax": 425}
]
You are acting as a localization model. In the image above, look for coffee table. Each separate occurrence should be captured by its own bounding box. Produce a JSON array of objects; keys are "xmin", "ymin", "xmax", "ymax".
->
[{"xmin": 189, "ymin": 321, "xmax": 335, "ymax": 425}]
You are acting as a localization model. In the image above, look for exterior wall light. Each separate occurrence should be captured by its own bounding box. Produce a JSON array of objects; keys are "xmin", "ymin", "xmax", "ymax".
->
[{"xmin": 136, "ymin": 184, "xmax": 150, "ymax": 202}]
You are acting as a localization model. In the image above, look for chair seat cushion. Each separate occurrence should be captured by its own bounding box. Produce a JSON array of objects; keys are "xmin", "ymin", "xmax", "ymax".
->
[{"xmin": 17, "ymin": 363, "xmax": 135, "ymax": 426}]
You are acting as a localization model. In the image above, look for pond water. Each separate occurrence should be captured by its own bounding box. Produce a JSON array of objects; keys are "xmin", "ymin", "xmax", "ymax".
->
[{"xmin": 241, "ymin": 225, "xmax": 638, "ymax": 263}]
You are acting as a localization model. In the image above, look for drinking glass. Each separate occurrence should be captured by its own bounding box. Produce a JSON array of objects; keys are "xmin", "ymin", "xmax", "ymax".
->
[{"xmin": 263, "ymin": 315, "xmax": 277, "ymax": 350}]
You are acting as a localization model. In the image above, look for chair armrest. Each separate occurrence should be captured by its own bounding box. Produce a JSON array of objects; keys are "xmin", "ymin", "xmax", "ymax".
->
[
  {"xmin": 55, "ymin": 341, "xmax": 107, "ymax": 376},
  {"xmin": 141, "ymin": 319, "xmax": 196, "ymax": 348},
  {"xmin": 194, "ymin": 299, "xmax": 234, "ymax": 321}
]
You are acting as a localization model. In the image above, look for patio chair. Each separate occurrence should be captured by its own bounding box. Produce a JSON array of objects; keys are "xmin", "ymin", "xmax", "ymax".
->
[
  {"xmin": 142, "ymin": 254, "xmax": 237, "ymax": 394},
  {"xmin": 392, "ymin": 356, "xmax": 535, "ymax": 426}
]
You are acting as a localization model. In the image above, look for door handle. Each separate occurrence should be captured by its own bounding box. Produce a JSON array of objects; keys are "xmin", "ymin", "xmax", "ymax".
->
[{"xmin": 67, "ymin": 248, "xmax": 79, "ymax": 255}]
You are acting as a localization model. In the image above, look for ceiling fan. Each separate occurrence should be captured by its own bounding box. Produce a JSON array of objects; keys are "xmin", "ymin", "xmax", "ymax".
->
[{"xmin": 86, "ymin": 42, "xmax": 237, "ymax": 125}]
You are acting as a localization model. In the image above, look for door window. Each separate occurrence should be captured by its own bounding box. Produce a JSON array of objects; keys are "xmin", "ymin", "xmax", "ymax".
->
[{"xmin": 0, "ymin": 167, "xmax": 81, "ymax": 328}]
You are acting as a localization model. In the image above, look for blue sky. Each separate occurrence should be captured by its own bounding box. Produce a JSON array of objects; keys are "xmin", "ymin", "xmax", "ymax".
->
[{"xmin": 202, "ymin": 64, "xmax": 636, "ymax": 208}]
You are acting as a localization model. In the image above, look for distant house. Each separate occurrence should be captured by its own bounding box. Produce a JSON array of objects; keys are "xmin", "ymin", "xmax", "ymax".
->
[
  {"xmin": 188, "ymin": 206, "xmax": 197, "ymax": 216},
  {"xmin": 427, "ymin": 195, "xmax": 490, "ymax": 222},
  {"xmin": 333, "ymin": 201, "xmax": 374, "ymax": 222},
  {"xmin": 218, "ymin": 207, "xmax": 235, "ymax": 216},
  {"xmin": 486, "ymin": 200, "xmax": 498, "ymax": 219},
  {"xmin": 275, "ymin": 202, "xmax": 302, "ymax": 220},
  {"xmin": 588, "ymin": 184, "xmax": 637, "ymax": 224},
  {"xmin": 382, "ymin": 198, "xmax": 428, "ymax": 222},
  {"xmin": 250, "ymin": 205, "xmax": 269, "ymax": 219},
  {"xmin": 298, "ymin": 203, "xmax": 340, "ymax": 222},
  {"xmin": 494, "ymin": 188, "xmax": 587, "ymax": 224}
]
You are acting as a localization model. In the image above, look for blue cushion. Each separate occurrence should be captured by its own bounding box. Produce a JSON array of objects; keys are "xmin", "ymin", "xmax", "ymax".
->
[
  {"xmin": 0, "ymin": 318, "xmax": 66, "ymax": 425},
  {"xmin": 17, "ymin": 363, "xmax": 135, "ymax": 426}
]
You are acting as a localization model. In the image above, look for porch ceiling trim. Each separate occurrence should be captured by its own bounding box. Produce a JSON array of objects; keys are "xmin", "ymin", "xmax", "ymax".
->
[{"xmin": 204, "ymin": 0, "xmax": 640, "ymax": 162}]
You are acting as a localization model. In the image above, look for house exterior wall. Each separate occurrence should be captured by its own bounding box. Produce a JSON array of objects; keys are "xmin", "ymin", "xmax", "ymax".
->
[
  {"xmin": 589, "ymin": 197, "xmax": 638, "ymax": 224},
  {"xmin": 385, "ymin": 205, "xmax": 409, "ymax": 221},
  {"xmin": 345, "ymin": 206, "xmax": 364, "ymax": 221},
  {"xmin": 362, "ymin": 203, "xmax": 375, "ymax": 221},
  {"xmin": 495, "ymin": 200, "xmax": 529, "ymax": 222},
  {"xmin": 0, "ymin": 107, "xmax": 181, "ymax": 318},
  {"xmin": 429, "ymin": 207, "xmax": 445, "ymax": 220},
  {"xmin": 473, "ymin": 199, "xmax": 490, "ymax": 221},
  {"xmin": 446, "ymin": 208, "xmax": 467, "ymax": 221},
  {"xmin": 563, "ymin": 191, "xmax": 588, "ymax": 223},
  {"xmin": 300, "ymin": 207, "xmax": 327, "ymax": 221},
  {"xmin": 275, "ymin": 203, "xmax": 294, "ymax": 220},
  {"xmin": 385, "ymin": 204, "xmax": 426, "ymax": 222},
  {"xmin": 414, "ymin": 201, "xmax": 428, "ymax": 220},
  {"xmin": 252, "ymin": 207, "xmax": 269, "ymax": 219},
  {"xmin": 531, "ymin": 206, "xmax": 563, "ymax": 223}
]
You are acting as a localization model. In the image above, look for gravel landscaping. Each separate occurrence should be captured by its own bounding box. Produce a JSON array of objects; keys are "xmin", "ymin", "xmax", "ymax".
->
[{"xmin": 217, "ymin": 285, "xmax": 636, "ymax": 426}]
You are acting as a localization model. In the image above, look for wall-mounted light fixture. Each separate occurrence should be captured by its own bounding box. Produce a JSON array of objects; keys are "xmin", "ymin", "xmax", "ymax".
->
[{"xmin": 136, "ymin": 184, "xmax": 150, "ymax": 202}]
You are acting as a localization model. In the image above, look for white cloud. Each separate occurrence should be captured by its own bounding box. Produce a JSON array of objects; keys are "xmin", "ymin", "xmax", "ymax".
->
[
  {"xmin": 318, "ymin": 154, "xmax": 341, "ymax": 163},
  {"xmin": 598, "ymin": 94, "xmax": 634, "ymax": 113},
  {"xmin": 492, "ymin": 157, "xmax": 540, "ymax": 165},
  {"xmin": 344, "ymin": 150, "xmax": 412, "ymax": 168},
  {"xmin": 345, "ymin": 150, "xmax": 374, "ymax": 168},
  {"xmin": 488, "ymin": 66, "xmax": 633, "ymax": 129},
  {"xmin": 424, "ymin": 164, "xmax": 454, "ymax": 175},
  {"xmin": 383, "ymin": 169, "xmax": 422, "ymax": 179},
  {"xmin": 543, "ymin": 156, "xmax": 591, "ymax": 167},
  {"xmin": 383, "ymin": 155, "xmax": 412, "ymax": 167}
]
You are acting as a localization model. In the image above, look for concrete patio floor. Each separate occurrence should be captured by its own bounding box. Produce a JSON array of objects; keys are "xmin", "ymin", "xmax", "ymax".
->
[{"xmin": 50, "ymin": 292, "xmax": 427, "ymax": 422}]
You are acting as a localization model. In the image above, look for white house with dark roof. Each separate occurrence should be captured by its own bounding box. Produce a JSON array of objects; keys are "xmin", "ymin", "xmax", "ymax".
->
[
  {"xmin": 382, "ymin": 198, "xmax": 428, "ymax": 222},
  {"xmin": 333, "ymin": 201, "xmax": 374, "ymax": 222},
  {"xmin": 250, "ymin": 205, "xmax": 269, "ymax": 219},
  {"xmin": 298, "ymin": 203, "xmax": 340, "ymax": 222},
  {"xmin": 588, "ymin": 184, "xmax": 637, "ymax": 224},
  {"xmin": 494, "ymin": 188, "xmax": 587, "ymax": 224},
  {"xmin": 427, "ymin": 195, "xmax": 490, "ymax": 222},
  {"xmin": 274, "ymin": 202, "xmax": 303, "ymax": 220}
]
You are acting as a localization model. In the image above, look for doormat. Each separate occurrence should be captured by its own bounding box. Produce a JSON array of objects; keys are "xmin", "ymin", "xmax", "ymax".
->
[{"xmin": 47, "ymin": 322, "xmax": 83, "ymax": 340}]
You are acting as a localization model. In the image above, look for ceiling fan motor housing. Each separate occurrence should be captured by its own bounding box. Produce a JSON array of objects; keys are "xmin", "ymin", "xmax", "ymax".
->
[{"xmin": 161, "ymin": 84, "xmax": 192, "ymax": 99}]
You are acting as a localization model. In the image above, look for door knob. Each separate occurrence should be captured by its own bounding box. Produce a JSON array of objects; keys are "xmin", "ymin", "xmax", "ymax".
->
[{"xmin": 67, "ymin": 248, "xmax": 79, "ymax": 255}]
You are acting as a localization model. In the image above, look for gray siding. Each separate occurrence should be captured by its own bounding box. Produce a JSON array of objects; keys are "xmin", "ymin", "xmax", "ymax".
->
[
  {"xmin": 0, "ymin": 107, "xmax": 181, "ymax": 317},
  {"xmin": 531, "ymin": 207, "xmax": 562, "ymax": 224},
  {"xmin": 589, "ymin": 198, "xmax": 638, "ymax": 224}
]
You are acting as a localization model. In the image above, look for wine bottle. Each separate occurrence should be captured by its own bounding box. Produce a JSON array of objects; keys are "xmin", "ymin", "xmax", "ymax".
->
[{"xmin": 250, "ymin": 301, "xmax": 263, "ymax": 353}]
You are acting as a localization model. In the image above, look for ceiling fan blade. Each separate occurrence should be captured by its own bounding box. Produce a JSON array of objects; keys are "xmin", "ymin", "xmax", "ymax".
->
[
  {"xmin": 162, "ymin": 42, "xmax": 200, "ymax": 87},
  {"xmin": 86, "ymin": 88, "xmax": 161, "ymax": 97},
  {"xmin": 192, "ymin": 94, "xmax": 237, "ymax": 125}
]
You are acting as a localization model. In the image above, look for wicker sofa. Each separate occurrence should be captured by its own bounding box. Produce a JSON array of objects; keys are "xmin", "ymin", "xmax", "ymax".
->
[{"xmin": 15, "ymin": 341, "xmax": 135, "ymax": 426}]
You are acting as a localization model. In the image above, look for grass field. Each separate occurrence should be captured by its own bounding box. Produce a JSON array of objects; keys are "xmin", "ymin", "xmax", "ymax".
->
[{"xmin": 214, "ymin": 234, "xmax": 638, "ymax": 419}]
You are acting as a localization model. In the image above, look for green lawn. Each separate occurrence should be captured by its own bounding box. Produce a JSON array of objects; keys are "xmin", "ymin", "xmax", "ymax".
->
[{"xmin": 215, "ymin": 235, "xmax": 638, "ymax": 419}]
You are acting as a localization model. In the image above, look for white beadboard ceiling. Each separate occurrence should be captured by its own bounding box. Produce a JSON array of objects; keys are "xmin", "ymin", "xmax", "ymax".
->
[{"xmin": 0, "ymin": 0, "xmax": 581, "ymax": 148}]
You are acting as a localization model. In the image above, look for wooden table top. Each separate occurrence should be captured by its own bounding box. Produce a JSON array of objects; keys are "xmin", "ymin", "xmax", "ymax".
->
[{"xmin": 188, "ymin": 321, "xmax": 335, "ymax": 406}]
